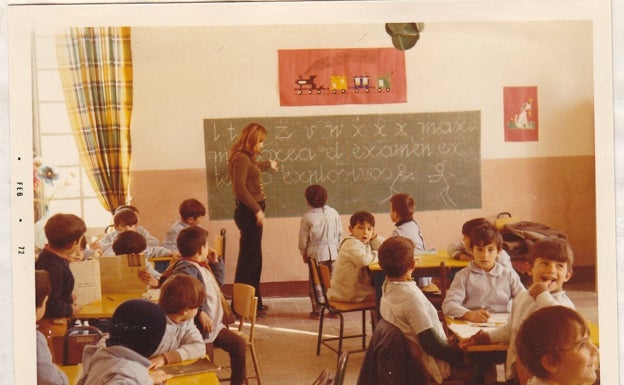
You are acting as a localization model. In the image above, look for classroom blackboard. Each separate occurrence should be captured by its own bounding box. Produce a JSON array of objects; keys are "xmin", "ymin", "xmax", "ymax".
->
[{"xmin": 204, "ymin": 112, "xmax": 481, "ymax": 220}]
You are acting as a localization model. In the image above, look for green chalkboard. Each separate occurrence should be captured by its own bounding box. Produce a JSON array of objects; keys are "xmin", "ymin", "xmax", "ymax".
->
[{"xmin": 204, "ymin": 112, "xmax": 481, "ymax": 220}]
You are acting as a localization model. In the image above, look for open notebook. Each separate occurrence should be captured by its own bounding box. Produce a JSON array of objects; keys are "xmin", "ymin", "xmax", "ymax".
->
[{"xmin": 160, "ymin": 357, "xmax": 220, "ymax": 377}]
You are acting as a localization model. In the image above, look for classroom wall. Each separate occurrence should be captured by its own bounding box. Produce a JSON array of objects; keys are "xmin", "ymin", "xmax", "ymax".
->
[{"xmin": 127, "ymin": 21, "xmax": 596, "ymax": 285}]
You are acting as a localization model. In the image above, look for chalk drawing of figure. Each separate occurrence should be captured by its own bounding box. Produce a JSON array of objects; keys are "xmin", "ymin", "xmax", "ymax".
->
[
  {"xmin": 428, "ymin": 162, "xmax": 456, "ymax": 208},
  {"xmin": 381, "ymin": 164, "xmax": 415, "ymax": 203},
  {"xmin": 513, "ymin": 97, "xmax": 533, "ymax": 128}
]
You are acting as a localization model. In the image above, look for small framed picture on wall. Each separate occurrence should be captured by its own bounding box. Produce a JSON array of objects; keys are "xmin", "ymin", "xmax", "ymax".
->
[{"xmin": 503, "ymin": 86, "xmax": 538, "ymax": 142}]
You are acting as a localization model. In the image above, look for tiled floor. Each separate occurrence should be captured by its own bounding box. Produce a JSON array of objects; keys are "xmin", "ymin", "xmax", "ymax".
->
[{"xmin": 214, "ymin": 285, "xmax": 598, "ymax": 385}]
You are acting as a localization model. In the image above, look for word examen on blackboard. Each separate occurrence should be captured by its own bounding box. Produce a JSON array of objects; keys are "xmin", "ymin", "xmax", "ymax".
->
[{"xmin": 204, "ymin": 112, "xmax": 481, "ymax": 220}]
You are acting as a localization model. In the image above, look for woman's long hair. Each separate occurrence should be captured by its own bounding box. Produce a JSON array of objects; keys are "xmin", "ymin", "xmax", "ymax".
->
[{"xmin": 229, "ymin": 122, "xmax": 267, "ymax": 163}]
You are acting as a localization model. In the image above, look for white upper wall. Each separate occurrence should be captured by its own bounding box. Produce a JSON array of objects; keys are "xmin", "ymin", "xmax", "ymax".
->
[{"xmin": 130, "ymin": 20, "xmax": 594, "ymax": 171}]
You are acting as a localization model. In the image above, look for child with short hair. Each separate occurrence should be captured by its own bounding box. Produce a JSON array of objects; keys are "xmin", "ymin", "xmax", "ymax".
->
[
  {"xmin": 100, "ymin": 209, "xmax": 172, "ymax": 259},
  {"xmin": 150, "ymin": 274, "xmax": 207, "ymax": 367},
  {"xmin": 447, "ymin": 217, "xmax": 515, "ymax": 271},
  {"xmin": 298, "ymin": 184, "xmax": 343, "ymax": 318},
  {"xmin": 36, "ymin": 269, "xmax": 69, "ymax": 385},
  {"xmin": 112, "ymin": 230, "xmax": 164, "ymax": 280},
  {"xmin": 389, "ymin": 193, "xmax": 430, "ymax": 287},
  {"xmin": 442, "ymin": 223, "xmax": 525, "ymax": 322},
  {"xmin": 142, "ymin": 226, "xmax": 246, "ymax": 385},
  {"xmin": 515, "ymin": 306, "xmax": 599, "ymax": 385},
  {"xmin": 459, "ymin": 237, "xmax": 575, "ymax": 382},
  {"xmin": 328, "ymin": 211, "xmax": 384, "ymax": 303},
  {"xmin": 162, "ymin": 198, "xmax": 206, "ymax": 252},
  {"xmin": 161, "ymin": 198, "xmax": 225, "ymax": 287},
  {"xmin": 76, "ymin": 299, "xmax": 172, "ymax": 385},
  {"xmin": 95, "ymin": 205, "xmax": 160, "ymax": 255},
  {"xmin": 379, "ymin": 236, "xmax": 464, "ymax": 383},
  {"xmin": 35, "ymin": 213, "xmax": 86, "ymax": 321}
]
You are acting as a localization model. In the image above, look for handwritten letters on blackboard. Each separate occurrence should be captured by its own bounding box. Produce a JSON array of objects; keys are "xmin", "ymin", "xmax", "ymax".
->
[{"xmin": 204, "ymin": 112, "xmax": 481, "ymax": 219}]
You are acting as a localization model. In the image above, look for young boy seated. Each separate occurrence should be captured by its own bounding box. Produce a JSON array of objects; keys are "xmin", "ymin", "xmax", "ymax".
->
[
  {"xmin": 162, "ymin": 198, "xmax": 206, "ymax": 252},
  {"xmin": 442, "ymin": 223, "xmax": 525, "ymax": 322},
  {"xmin": 161, "ymin": 198, "xmax": 225, "ymax": 287},
  {"xmin": 98, "ymin": 208, "xmax": 172, "ymax": 258},
  {"xmin": 516, "ymin": 306, "xmax": 598, "ymax": 385},
  {"xmin": 141, "ymin": 226, "xmax": 246, "ymax": 385},
  {"xmin": 35, "ymin": 213, "xmax": 86, "ymax": 323},
  {"xmin": 447, "ymin": 217, "xmax": 515, "ymax": 272},
  {"xmin": 94, "ymin": 205, "xmax": 157, "ymax": 252},
  {"xmin": 150, "ymin": 274, "xmax": 207, "ymax": 367},
  {"xmin": 459, "ymin": 237, "xmax": 575, "ymax": 383},
  {"xmin": 378, "ymin": 236, "xmax": 464, "ymax": 383},
  {"xmin": 112, "ymin": 230, "xmax": 165, "ymax": 280},
  {"xmin": 389, "ymin": 193, "xmax": 432, "ymax": 289},
  {"xmin": 35, "ymin": 270, "xmax": 69, "ymax": 385},
  {"xmin": 77, "ymin": 299, "xmax": 171, "ymax": 385},
  {"xmin": 328, "ymin": 211, "xmax": 385, "ymax": 302}
]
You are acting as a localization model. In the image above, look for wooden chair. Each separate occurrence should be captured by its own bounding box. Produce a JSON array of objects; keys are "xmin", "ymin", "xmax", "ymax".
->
[
  {"xmin": 412, "ymin": 262, "xmax": 450, "ymax": 310},
  {"xmin": 308, "ymin": 259, "xmax": 377, "ymax": 358},
  {"xmin": 217, "ymin": 283, "xmax": 262, "ymax": 385},
  {"xmin": 215, "ymin": 228, "xmax": 227, "ymax": 261}
]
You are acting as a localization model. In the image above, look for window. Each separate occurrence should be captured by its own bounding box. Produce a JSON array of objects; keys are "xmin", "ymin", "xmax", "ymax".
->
[{"xmin": 33, "ymin": 33, "xmax": 112, "ymax": 230}]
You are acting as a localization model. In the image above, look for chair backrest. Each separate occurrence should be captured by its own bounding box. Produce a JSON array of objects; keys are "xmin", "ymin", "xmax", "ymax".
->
[
  {"xmin": 411, "ymin": 262, "xmax": 450, "ymax": 298},
  {"xmin": 232, "ymin": 283, "xmax": 257, "ymax": 340},
  {"xmin": 310, "ymin": 368, "xmax": 332, "ymax": 385},
  {"xmin": 333, "ymin": 352, "xmax": 349, "ymax": 385},
  {"xmin": 215, "ymin": 228, "xmax": 226, "ymax": 261}
]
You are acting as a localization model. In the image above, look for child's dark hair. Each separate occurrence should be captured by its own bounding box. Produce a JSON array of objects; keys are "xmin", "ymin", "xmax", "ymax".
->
[
  {"xmin": 177, "ymin": 225, "xmax": 208, "ymax": 257},
  {"xmin": 390, "ymin": 193, "xmax": 415, "ymax": 220},
  {"xmin": 378, "ymin": 237, "xmax": 415, "ymax": 278},
  {"xmin": 108, "ymin": 299, "xmax": 167, "ymax": 358},
  {"xmin": 35, "ymin": 269, "xmax": 51, "ymax": 308},
  {"xmin": 528, "ymin": 237, "xmax": 574, "ymax": 271},
  {"xmin": 516, "ymin": 306, "xmax": 589, "ymax": 379},
  {"xmin": 113, "ymin": 209, "xmax": 139, "ymax": 227},
  {"xmin": 469, "ymin": 223, "xmax": 503, "ymax": 251},
  {"xmin": 44, "ymin": 213, "xmax": 86, "ymax": 250},
  {"xmin": 350, "ymin": 211, "xmax": 375, "ymax": 227},
  {"xmin": 462, "ymin": 217, "xmax": 489, "ymax": 236},
  {"xmin": 115, "ymin": 205, "xmax": 139, "ymax": 215},
  {"xmin": 159, "ymin": 274, "xmax": 206, "ymax": 314},
  {"xmin": 179, "ymin": 198, "xmax": 206, "ymax": 220},
  {"xmin": 112, "ymin": 230, "xmax": 147, "ymax": 255},
  {"xmin": 305, "ymin": 185, "xmax": 328, "ymax": 208}
]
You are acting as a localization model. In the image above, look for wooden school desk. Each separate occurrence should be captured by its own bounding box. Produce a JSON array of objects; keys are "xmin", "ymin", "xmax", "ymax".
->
[
  {"xmin": 59, "ymin": 361, "xmax": 221, "ymax": 385},
  {"xmin": 368, "ymin": 249, "xmax": 469, "ymax": 271},
  {"xmin": 75, "ymin": 292, "xmax": 146, "ymax": 319}
]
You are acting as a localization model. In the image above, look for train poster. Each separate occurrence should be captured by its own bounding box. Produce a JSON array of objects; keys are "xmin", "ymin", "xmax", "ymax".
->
[{"xmin": 278, "ymin": 47, "xmax": 407, "ymax": 106}]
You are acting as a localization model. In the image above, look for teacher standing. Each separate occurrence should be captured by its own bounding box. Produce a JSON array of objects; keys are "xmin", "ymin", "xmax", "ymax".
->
[{"xmin": 228, "ymin": 123, "xmax": 278, "ymax": 315}]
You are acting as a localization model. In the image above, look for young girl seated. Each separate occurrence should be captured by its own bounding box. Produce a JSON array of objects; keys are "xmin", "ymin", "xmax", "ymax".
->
[{"xmin": 515, "ymin": 306, "xmax": 599, "ymax": 385}]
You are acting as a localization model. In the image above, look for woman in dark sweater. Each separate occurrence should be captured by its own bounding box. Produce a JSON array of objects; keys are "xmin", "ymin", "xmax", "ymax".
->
[{"xmin": 228, "ymin": 123, "xmax": 277, "ymax": 313}]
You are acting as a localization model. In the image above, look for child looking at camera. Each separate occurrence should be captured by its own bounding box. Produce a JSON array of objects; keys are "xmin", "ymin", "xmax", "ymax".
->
[
  {"xmin": 328, "ymin": 211, "xmax": 384, "ymax": 303},
  {"xmin": 460, "ymin": 237, "xmax": 575, "ymax": 383},
  {"xmin": 515, "ymin": 306, "xmax": 599, "ymax": 385},
  {"xmin": 442, "ymin": 223, "xmax": 525, "ymax": 322}
]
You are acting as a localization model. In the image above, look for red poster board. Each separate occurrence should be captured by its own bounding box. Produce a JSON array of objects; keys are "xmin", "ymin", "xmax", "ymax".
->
[
  {"xmin": 503, "ymin": 86, "xmax": 538, "ymax": 142},
  {"xmin": 278, "ymin": 48, "xmax": 407, "ymax": 106}
]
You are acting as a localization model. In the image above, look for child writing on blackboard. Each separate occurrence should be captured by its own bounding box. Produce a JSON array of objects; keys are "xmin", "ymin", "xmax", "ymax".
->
[
  {"xmin": 328, "ymin": 211, "xmax": 384, "ymax": 303},
  {"xmin": 299, "ymin": 184, "xmax": 343, "ymax": 318}
]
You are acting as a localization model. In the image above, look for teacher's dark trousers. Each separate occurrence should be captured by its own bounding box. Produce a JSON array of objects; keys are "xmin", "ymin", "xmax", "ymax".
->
[{"xmin": 234, "ymin": 200, "xmax": 265, "ymax": 308}]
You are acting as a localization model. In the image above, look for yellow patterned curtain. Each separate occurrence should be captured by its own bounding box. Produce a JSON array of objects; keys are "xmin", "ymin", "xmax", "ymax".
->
[{"xmin": 56, "ymin": 27, "xmax": 132, "ymax": 214}]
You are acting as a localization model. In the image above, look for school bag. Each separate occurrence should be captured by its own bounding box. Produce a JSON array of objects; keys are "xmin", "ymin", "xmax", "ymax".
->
[{"xmin": 63, "ymin": 322, "xmax": 104, "ymax": 365}]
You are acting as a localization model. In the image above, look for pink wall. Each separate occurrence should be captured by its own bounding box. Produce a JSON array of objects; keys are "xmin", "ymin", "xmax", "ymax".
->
[{"xmin": 131, "ymin": 155, "xmax": 596, "ymax": 285}]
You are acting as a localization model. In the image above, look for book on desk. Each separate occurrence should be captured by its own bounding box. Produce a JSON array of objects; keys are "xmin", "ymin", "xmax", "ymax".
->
[{"xmin": 160, "ymin": 357, "xmax": 220, "ymax": 377}]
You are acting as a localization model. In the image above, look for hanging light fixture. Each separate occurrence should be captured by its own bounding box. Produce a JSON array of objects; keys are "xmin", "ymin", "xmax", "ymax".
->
[{"xmin": 385, "ymin": 23, "xmax": 424, "ymax": 50}]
